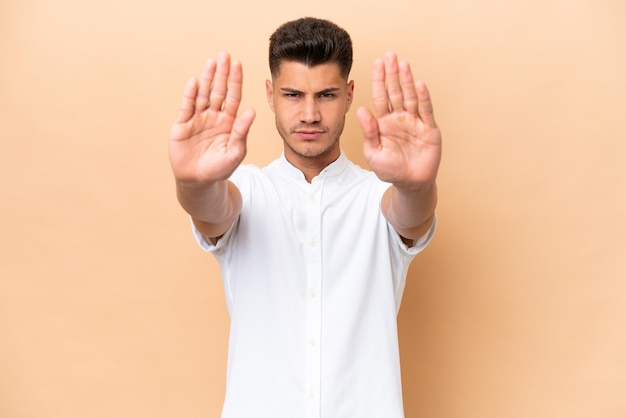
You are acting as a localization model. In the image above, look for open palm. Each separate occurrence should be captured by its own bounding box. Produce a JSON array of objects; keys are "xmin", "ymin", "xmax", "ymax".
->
[
  {"xmin": 169, "ymin": 53, "xmax": 255, "ymax": 185},
  {"xmin": 357, "ymin": 52, "xmax": 441, "ymax": 188}
]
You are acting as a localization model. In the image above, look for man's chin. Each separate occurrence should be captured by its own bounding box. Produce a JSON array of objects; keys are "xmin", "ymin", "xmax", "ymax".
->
[{"xmin": 290, "ymin": 143, "xmax": 335, "ymax": 159}]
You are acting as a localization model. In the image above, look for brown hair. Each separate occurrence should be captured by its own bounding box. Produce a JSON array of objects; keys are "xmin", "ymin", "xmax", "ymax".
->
[{"xmin": 268, "ymin": 17, "xmax": 353, "ymax": 79}]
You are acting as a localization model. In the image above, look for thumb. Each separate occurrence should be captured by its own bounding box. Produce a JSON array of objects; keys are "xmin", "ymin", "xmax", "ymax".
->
[
  {"xmin": 230, "ymin": 107, "xmax": 256, "ymax": 144},
  {"xmin": 356, "ymin": 107, "xmax": 380, "ymax": 149}
]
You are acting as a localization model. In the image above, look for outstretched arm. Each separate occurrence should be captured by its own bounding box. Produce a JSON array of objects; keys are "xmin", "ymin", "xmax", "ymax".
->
[
  {"xmin": 356, "ymin": 52, "xmax": 441, "ymax": 242},
  {"xmin": 169, "ymin": 52, "xmax": 256, "ymax": 239}
]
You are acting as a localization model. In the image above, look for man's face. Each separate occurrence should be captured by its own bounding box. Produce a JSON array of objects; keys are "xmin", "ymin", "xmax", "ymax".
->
[{"xmin": 266, "ymin": 61, "xmax": 354, "ymax": 167}]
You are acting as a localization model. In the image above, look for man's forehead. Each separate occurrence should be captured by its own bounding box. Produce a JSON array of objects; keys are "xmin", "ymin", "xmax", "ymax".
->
[
  {"xmin": 273, "ymin": 61, "xmax": 347, "ymax": 87},
  {"xmin": 275, "ymin": 60, "xmax": 343, "ymax": 76}
]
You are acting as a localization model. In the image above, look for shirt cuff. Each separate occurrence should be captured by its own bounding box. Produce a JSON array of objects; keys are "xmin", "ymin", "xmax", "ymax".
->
[
  {"xmin": 190, "ymin": 217, "xmax": 236, "ymax": 252},
  {"xmin": 407, "ymin": 213, "xmax": 437, "ymax": 254}
]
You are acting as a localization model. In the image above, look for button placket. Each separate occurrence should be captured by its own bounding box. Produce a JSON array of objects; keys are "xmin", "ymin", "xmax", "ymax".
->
[{"xmin": 304, "ymin": 180, "xmax": 323, "ymax": 418}]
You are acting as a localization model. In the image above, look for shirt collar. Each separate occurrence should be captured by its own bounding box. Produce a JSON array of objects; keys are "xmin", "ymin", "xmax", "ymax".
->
[{"xmin": 277, "ymin": 150, "xmax": 349, "ymax": 181}]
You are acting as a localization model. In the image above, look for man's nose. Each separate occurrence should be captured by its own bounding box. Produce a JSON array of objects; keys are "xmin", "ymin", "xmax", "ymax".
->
[{"xmin": 300, "ymin": 97, "xmax": 320, "ymax": 124}]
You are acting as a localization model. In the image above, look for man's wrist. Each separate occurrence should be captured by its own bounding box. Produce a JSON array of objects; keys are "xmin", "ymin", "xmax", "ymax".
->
[{"xmin": 392, "ymin": 180, "xmax": 437, "ymax": 195}]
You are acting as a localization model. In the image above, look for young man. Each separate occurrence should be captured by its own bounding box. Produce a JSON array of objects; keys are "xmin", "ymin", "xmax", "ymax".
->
[{"xmin": 169, "ymin": 17, "xmax": 441, "ymax": 418}]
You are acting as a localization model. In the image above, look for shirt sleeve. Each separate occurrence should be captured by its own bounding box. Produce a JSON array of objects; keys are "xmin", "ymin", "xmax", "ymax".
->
[
  {"xmin": 190, "ymin": 215, "xmax": 239, "ymax": 254},
  {"xmin": 407, "ymin": 213, "xmax": 437, "ymax": 255},
  {"xmin": 375, "ymin": 177, "xmax": 437, "ymax": 256},
  {"xmin": 188, "ymin": 165, "xmax": 258, "ymax": 254}
]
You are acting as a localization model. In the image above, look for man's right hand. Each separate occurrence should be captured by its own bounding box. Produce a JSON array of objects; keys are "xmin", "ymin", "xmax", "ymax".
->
[{"xmin": 169, "ymin": 52, "xmax": 256, "ymax": 186}]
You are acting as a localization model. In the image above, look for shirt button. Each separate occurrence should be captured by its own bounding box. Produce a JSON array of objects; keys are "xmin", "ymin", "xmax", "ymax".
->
[
  {"xmin": 309, "ymin": 289, "xmax": 317, "ymax": 298},
  {"xmin": 309, "ymin": 239, "xmax": 316, "ymax": 247},
  {"xmin": 309, "ymin": 338, "xmax": 316, "ymax": 347}
]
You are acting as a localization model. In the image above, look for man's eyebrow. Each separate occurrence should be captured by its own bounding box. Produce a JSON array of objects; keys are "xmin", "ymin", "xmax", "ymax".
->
[
  {"xmin": 280, "ymin": 87, "xmax": 341, "ymax": 94},
  {"xmin": 279, "ymin": 87, "xmax": 302, "ymax": 94},
  {"xmin": 318, "ymin": 87, "xmax": 341, "ymax": 94}
]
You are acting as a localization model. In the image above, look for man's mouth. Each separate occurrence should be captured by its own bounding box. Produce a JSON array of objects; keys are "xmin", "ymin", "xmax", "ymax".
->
[{"xmin": 295, "ymin": 129, "xmax": 324, "ymax": 140}]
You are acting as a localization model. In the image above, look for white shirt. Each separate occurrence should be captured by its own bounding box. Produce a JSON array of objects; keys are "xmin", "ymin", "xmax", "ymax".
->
[{"xmin": 192, "ymin": 152, "xmax": 436, "ymax": 418}]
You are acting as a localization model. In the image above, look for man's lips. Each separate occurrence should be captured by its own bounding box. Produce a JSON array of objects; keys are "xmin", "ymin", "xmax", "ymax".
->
[{"xmin": 295, "ymin": 130, "xmax": 324, "ymax": 140}]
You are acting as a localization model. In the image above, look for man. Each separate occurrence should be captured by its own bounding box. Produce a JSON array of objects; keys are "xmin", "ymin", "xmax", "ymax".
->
[{"xmin": 169, "ymin": 17, "xmax": 441, "ymax": 418}]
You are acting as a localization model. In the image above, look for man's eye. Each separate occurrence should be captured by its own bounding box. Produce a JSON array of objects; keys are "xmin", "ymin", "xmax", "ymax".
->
[
  {"xmin": 320, "ymin": 93, "xmax": 335, "ymax": 99},
  {"xmin": 284, "ymin": 93, "xmax": 300, "ymax": 98}
]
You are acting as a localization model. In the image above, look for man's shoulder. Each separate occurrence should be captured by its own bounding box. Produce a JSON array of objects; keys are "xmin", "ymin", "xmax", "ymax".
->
[
  {"xmin": 230, "ymin": 163, "xmax": 264, "ymax": 179},
  {"xmin": 341, "ymin": 158, "xmax": 389, "ymax": 188},
  {"xmin": 229, "ymin": 158, "xmax": 289, "ymax": 192}
]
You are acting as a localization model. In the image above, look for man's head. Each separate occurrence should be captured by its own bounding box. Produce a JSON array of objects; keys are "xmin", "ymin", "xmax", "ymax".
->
[
  {"xmin": 265, "ymin": 18, "xmax": 355, "ymax": 171},
  {"xmin": 269, "ymin": 17, "xmax": 353, "ymax": 80}
]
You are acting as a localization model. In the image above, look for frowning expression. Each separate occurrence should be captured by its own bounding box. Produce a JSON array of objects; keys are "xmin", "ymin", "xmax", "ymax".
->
[{"xmin": 266, "ymin": 61, "xmax": 354, "ymax": 169}]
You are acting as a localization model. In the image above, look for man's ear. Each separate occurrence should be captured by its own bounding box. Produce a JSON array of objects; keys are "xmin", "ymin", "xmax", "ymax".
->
[
  {"xmin": 265, "ymin": 80, "xmax": 275, "ymax": 112},
  {"xmin": 346, "ymin": 80, "xmax": 355, "ymax": 112}
]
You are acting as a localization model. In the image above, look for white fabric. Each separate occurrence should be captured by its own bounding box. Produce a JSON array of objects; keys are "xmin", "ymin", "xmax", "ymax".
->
[{"xmin": 192, "ymin": 151, "xmax": 436, "ymax": 418}]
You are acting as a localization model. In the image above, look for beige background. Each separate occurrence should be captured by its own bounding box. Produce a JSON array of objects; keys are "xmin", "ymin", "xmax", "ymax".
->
[{"xmin": 1, "ymin": 0, "xmax": 625, "ymax": 417}]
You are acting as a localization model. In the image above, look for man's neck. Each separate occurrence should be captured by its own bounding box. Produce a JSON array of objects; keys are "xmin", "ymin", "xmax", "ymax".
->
[{"xmin": 284, "ymin": 149, "xmax": 340, "ymax": 183}]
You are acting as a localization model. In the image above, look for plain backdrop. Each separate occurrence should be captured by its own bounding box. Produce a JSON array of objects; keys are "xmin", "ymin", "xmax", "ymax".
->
[{"xmin": 1, "ymin": 0, "xmax": 625, "ymax": 417}]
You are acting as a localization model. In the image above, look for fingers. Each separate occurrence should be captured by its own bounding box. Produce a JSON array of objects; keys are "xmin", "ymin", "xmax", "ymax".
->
[
  {"xmin": 399, "ymin": 61, "xmax": 419, "ymax": 115},
  {"xmin": 371, "ymin": 58, "xmax": 388, "ymax": 117},
  {"xmin": 181, "ymin": 52, "xmax": 243, "ymax": 120},
  {"xmin": 371, "ymin": 52, "xmax": 433, "ymax": 122},
  {"xmin": 384, "ymin": 53, "xmax": 404, "ymax": 113},
  {"xmin": 222, "ymin": 60, "xmax": 244, "ymax": 117},
  {"xmin": 176, "ymin": 76, "xmax": 199, "ymax": 123},
  {"xmin": 372, "ymin": 52, "xmax": 405, "ymax": 117},
  {"xmin": 416, "ymin": 80, "xmax": 437, "ymax": 128},
  {"xmin": 208, "ymin": 52, "xmax": 231, "ymax": 112},
  {"xmin": 195, "ymin": 58, "xmax": 217, "ymax": 114}
]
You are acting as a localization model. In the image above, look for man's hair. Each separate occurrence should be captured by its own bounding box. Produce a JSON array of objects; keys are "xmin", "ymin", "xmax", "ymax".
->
[{"xmin": 269, "ymin": 17, "xmax": 353, "ymax": 79}]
